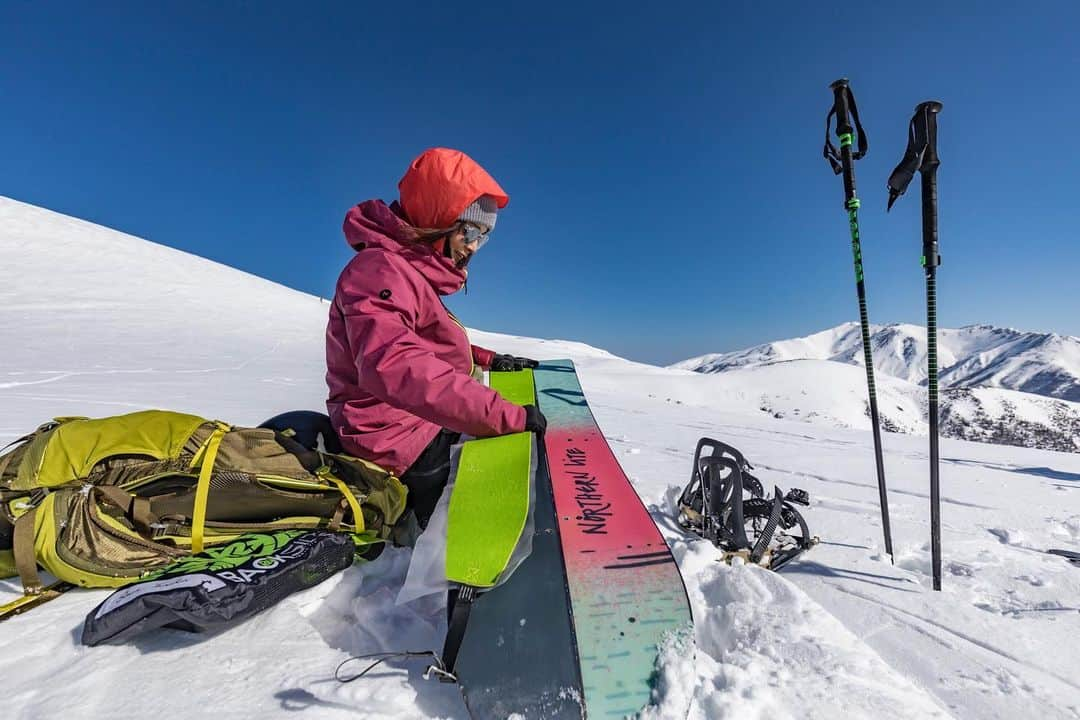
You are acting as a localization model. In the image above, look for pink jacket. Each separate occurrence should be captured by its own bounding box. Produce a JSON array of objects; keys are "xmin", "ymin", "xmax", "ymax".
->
[{"xmin": 325, "ymin": 200, "xmax": 526, "ymax": 475}]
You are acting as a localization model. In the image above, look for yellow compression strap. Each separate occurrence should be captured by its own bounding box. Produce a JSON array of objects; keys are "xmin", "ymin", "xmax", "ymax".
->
[
  {"xmin": 319, "ymin": 469, "xmax": 365, "ymax": 533},
  {"xmin": 13, "ymin": 505, "xmax": 43, "ymax": 594},
  {"xmin": 190, "ymin": 425, "xmax": 228, "ymax": 554}
]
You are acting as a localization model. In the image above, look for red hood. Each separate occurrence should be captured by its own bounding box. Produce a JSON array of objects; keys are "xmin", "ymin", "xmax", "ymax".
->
[
  {"xmin": 342, "ymin": 200, "xmax": 466, "ymax": 296},
  {"xmin": 398, "ymin": 147, "xmax": 509, "ymax": 229}
]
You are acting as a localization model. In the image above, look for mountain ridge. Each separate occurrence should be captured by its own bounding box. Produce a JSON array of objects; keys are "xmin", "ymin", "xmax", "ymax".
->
[
  {"xmin": 672, "ymin": 322, "xmax": 1080, "ymax": 453},
  {"xmin": 674, "ymin": 321, "xmax": 1080, "ymax": 398}
]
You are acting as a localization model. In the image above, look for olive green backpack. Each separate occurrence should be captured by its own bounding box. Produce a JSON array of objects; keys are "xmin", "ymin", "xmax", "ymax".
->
[{"xmin": 0, "ymin": 409, "xmax": 407, "ymax": 593}]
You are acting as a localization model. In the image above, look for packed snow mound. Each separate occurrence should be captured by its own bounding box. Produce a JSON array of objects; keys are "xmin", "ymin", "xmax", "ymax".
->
[
  {"xmin": 643, "ymin": 551, "xmax": 950, "ymax": 720},
  {"xmin": 3, "ymin": 197, "xmax": 1080, "ymax": 720}
]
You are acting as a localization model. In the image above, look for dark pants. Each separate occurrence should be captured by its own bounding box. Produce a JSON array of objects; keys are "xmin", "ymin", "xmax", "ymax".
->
[{"xmin": 401, "ymin": 428, "xmax": 461, "ymax": 528}]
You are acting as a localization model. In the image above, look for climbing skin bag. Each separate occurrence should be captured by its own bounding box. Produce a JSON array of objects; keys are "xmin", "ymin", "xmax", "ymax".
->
[{"xmin": 81, "ymin": 528, "xmax": 358, "ymax": 646}]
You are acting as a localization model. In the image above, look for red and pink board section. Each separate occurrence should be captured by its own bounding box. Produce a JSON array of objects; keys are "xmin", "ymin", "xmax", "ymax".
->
[{"xmin": 535, "ymin": 360, "xmax": 693, "ymax": 717}]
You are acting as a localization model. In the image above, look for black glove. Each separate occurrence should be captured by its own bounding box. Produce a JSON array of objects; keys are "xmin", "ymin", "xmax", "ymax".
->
[
  {"xmin": 523, "ymin": 404, "xmax": 547, "ymax": 435},
  {"xmin": 491, "ymin": 354, "xmax": 539, "ymax": 372}
]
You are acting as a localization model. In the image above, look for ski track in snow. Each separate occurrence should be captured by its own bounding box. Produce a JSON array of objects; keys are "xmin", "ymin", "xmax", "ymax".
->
[
  {"xmin": 752, "ymin": 463, "xmax": 999, "ymax": 511},
  {"xmin": 3, "ymin": 197, "xmax": 1080, "ymax": 719}
]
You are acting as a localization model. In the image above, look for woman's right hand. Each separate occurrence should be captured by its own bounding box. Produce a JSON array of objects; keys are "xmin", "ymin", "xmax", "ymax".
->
[{"xmin": 523, "ymin": 405, "xmax": 547, "ymax": 435}]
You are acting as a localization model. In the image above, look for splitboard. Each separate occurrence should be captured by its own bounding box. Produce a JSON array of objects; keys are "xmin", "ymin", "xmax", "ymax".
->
[
  {"xmin": 451, "ymin": 362, "xmax": 693, "ymax": 718},
  {"xmin": 451, "ymin": 370, "xmax": 585, "ymax": 718},
  {"xmin": 534, "ymin": 360, "xmax": 693, "ymax": 718}
]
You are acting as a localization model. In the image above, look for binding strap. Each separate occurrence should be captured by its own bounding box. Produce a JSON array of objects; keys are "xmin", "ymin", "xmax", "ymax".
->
[
  {"xmin": 438, "ymin": 585, "xmax": 477, "ymax": 682},
  {"xmin": 750, "ymin": 488, "xmax": 785, "ymax": 564}
]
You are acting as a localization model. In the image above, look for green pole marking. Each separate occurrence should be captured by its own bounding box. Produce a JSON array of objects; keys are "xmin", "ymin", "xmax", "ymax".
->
[
  {"xmin": 847, "ymin": 198, "xmax": 864, "ymax": 283},
  {"xmin": 839, "ymin": 132, "xmax": 854, "ymax": 148}
]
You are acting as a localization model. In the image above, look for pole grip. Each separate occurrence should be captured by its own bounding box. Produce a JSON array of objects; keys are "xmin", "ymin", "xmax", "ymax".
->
[
  {"xmin": 919, "ymin": 101, "xmax": 943, "ymax": 269},
  {"xmin": 829, "ymin": 79, "xmax": 853, "ymax": 136},
  {"xmin": 916, "ymin": 101, "xmax": 943, "ymax": 167}
]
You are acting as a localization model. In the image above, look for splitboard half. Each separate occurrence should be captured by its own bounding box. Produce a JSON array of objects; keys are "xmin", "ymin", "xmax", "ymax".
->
[
  {"xmin": 451, "ymin": 370, "xmax": 585, "ymax": 718},
  {"xmin": 535, "ymin": 360, "xmax": 694, "ymax": 718}
]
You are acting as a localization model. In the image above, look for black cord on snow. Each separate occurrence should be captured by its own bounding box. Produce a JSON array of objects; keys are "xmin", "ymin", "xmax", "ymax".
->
[{"xmin": 335, "ymin": 650, "xmax": 449, "ymax": 683}]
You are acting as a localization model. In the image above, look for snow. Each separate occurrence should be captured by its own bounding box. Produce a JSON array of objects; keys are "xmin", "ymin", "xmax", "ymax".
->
[{"xmin": 2, "ymin": 196, "xmax": 1079, "ymax": 719}]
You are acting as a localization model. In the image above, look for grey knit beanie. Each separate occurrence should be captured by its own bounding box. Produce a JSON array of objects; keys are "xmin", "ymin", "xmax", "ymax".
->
[{"xmin": 457, "ymin": 195, "xmax": 499, "ymax": 231}]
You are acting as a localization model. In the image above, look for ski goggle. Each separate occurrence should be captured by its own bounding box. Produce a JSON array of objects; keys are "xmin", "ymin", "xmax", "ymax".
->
[{"xmin": 460, "ymin": 222, "xmax": 490, "ymax": 249}]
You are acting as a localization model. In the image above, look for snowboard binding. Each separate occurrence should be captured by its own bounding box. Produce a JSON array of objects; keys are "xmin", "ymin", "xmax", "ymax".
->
[{"xmin": 678, "ymin": 438, "xmax": 817, "ymax": 570}]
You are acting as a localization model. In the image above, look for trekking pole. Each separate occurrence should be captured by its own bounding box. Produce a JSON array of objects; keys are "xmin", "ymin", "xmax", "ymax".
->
[
  {"xmin": 887, "ymin": 100, "xmax": 944, "ymax": 590},
  {"xmin": 823, "ymin": 78, "xmax": 894, "ymax": 563}
]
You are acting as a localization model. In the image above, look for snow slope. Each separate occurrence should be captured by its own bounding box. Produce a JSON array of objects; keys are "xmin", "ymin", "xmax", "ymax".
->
[{"xmin": 2, "ymin": 197, "xmax": 1079, "ymax": 719}]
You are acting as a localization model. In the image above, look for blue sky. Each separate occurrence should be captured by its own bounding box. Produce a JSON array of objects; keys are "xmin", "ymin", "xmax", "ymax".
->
[{"xmin": 3, "ymin": 2, "xmax": 1077, "ymax": 365}]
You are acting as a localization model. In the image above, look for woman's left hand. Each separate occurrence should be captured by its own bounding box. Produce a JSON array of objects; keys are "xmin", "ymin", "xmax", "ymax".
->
[{"xmin": 490, "ymin": 354, "xmax": 539, "ymax": 372}]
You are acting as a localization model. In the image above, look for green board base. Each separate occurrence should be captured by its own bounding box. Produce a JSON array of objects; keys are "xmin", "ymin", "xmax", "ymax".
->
[{"xmin": 445, "ymin": 370, "xmax": 535, "ymax": 588}]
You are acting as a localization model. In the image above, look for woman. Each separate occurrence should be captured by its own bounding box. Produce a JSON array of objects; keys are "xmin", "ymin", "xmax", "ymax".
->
[{"xmin": 325, "ymin": 148, "xmax": 546, "ymax": 529}]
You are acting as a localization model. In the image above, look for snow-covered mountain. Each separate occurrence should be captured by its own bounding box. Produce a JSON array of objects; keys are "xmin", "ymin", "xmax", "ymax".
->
[
  {"xmin": 674, "ymin": 323, "xmax": 1080, "ymax": 453},
  {"xmin": 676, "ymin": 322, "xmax": 1080, "ymax": 399},
  {"xmin": 3, "ymin": 196, "xmax": 1079, "ymax": 720}
]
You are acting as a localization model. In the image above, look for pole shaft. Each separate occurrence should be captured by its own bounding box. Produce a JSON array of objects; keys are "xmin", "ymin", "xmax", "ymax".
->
[
  {"xmin": 923, "ymin": 164, "xmax": 941, "ymax": 591},
  {"xmin": 849, "ymin": 200, "xmax": 894, "ymax": 559},
  {"xmin": 839, "ymin": 134, "xmax": 894, "ymax": 560},
  {"xmin": 918, "ymin": 100, "xmax": 942, "ymax": 591}
]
